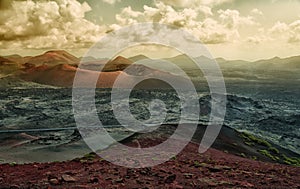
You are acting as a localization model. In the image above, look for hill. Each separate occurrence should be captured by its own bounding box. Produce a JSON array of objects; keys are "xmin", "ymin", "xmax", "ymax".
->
[
  {"xmin": 128, "ymin": 54, "xmax": 150, "ymax": 62},
  {"xmin": 101, "ymin": 56, "xmax": 133, "ymax": 72},
  {"xmin": 1, "ymin": 50, "xmax": 300, "ymax": 87},
  {"xmin": 16, "ymin": 53, "xmax": 190, "ymax": 89},
  {"xmin": 24, "ymin": 50, "xmax": 80, "ymax": 66},
  {"xmin": 0, "ymin": 124, "xmax": 299, "ymax": 188},
  {"xmin": 0, "ymin": 56, "xmax": 22, "ymax": 75}
]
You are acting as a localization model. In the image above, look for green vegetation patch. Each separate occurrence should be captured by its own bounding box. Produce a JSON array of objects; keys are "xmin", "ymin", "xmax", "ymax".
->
[
  {"xmin": 240, "ymin": 132, "xmax": 271, "ymax": 147},
  {"xmin": 258, "ymin": 150, "xmax": 279, "ymax": 161},
  {"xmin": 282, "ymin": 154, "xmax": 300, "ymax": 166},
  {"xmin": 240, "ymin": 132, "xmax": 300, "ymax": 166},
  {"xmin": 268, "ymin": 147, "xmax": 279, "ymax": 154}
]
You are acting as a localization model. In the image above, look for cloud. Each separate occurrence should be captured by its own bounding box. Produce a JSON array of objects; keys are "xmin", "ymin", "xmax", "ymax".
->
[
  {"xmin": 218, "ymin": 9, "xmax": 258, "ymax": 29},
  {"xmin": 158, "ymin": 0, "xmax": 235, "ymax": 16},
  {"xmin": 250, "ymin": 8, "xmax": 263, "ymax": 16},
  {"xmin": 102, "ymin": 0, "xmax": 121, "ymax": 5},
  {"xmin": 246, "ymin": 35, "xmax": 271, "ymax": 44},
  {"xmin": 115, "ymin": 6, "xmax": 143, "ymax": 25},
  {"xmin": 269, "ymin": 20, "xmax": 300, "ymax": 43},
  {"xmin": 159, "ymin": 0, "xmax": 233, "ymax": 8},
  {"xmin": 269, "ymin": 21, "xmax": 289, "ymax": 33},
  {"xmin": 111, "ymin": 3, "xmax": 254, "ymax": 44},
  {"xmin": 288, "ymin": 20, "xmax": 300, "ymax": 43},
  {"xmin": 0, "ymin": 0, "xmax": 106, "ymax": 50},
  {"xmin": 246, "ymin": 18, "xmax": 300, "ymax": 46}
]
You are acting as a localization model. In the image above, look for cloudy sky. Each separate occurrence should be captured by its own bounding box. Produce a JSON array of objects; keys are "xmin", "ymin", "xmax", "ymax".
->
[{"xmin": 0, "ymin": 0, "xmax": 299, "ymax": 60}]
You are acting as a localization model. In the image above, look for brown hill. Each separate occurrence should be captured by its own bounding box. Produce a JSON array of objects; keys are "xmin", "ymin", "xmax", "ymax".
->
[
  {"xmin": 24, "ymin": 50, "xmax": 79, "ymax": 66},
  {"xmin": 3, "ymin": 54, "xmax": 29, "ymax": 64},
  {"xmin": 0, "ymin": 124, "xmax": 299, "ymax": 188},
  {"xmin": 80, "ymin": 58, "xmax": 109, "ymax": 71},
  {"xmin": 0, "ymin": 56, "xmax": 13, "ymax": 64},
  {"xmin": 102, "ymin": 56, "xmax": 133, "ymax": 72},
  {"xmin": 20, "ymin": 63, "xmax": 125, "ymax": 88},
  {"xmin": 19, "ymin": 60, "xmax": 190, "ymax": 89},
  {"xmin": 21, "ymin": 64, "xmax": 81, "ymax": 87},
  {"xmin": 0, "ymin": 56, "xmax": 21, "ymax": 75}
]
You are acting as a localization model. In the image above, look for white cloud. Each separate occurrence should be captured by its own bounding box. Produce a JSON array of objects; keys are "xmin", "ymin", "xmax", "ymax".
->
[
  {"xmin": 201, "ymin": 0, "xmax": 233, "ymax": 6},
  {"xmin": 158, "ymin": 0, "xmax": 234, "ymax": 16},
  {"xmin": 102, "ymin": 0, "xmax": 121, "ymax": 5},
  {"xmin": 269, "ymin": 20, "xmax": 300, "ymax": 43},
  {"xmin": 246, "ymin": 35, "xmax": 271, "ymax": 44},
  {"xmin": 186, "ymin": 18, "xmax": 234, "ymax": 44},
  {"xmin": 218, "ymin": 9, "xmax": 258, "ymax": 29},
  {"xmin": 115, "ymin": 6, "xmax": 143, "ymax": 25},
  {"xmin": 111, "ymin": 3, "xmax": 250, "ymax": 44},
  {"xmin": 3, "ymin": 0, "xmax": 298, "ymax": 60},
  {"xmin": 269, "ymin": 21, "xmax": 289, "ymax": 33},
  {"xmin": 288, "ymin": 20, "xmax": 300, "ymax": 43},
  {"xmin": 159, "ymin": 0, "xmax": 233, "ymax": 8},
  {"xmin": 0, "ymin": 0, "xmax": 106, "ymax": 50},
  {"xmin": 251, "ymin": 8, "xmax": 263, "ymax": 16},
  {"xmin": 0, "ymin": 0, "xmax": 265, "ymax": 51}
]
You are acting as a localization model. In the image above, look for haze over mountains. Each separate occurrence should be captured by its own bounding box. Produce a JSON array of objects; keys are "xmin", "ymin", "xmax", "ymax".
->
[{"xmin": 0, "ymin": 50, "xmax": 299, "ymax": 88}]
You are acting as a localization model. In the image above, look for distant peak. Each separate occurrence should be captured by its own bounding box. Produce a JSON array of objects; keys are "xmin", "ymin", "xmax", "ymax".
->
[
  {"xmin": 172, "ymin": 54, "xmax": 188, "ymax": 58},
  {"xmin": 130, "ymin": 54, "xmax": 149, "ymax": 59},
  {"xmin": 4, "ymin": 54, "xmax": 22, "ymax": 59},
  {"xmin": 128, "ymin": 54, "xmax": 150, "ymax": 62},
  {"xmin": 111, "ymin": 56, "xmax": 133, "ymax": 64},
  {"xmin": 272, "ymin": 56, "xmax": 281, "ymax": 60},
  {"xmin": 113, "ymin": 55, "xmax": 126, "ymax": 60},
  {"xmin": 197, "ymin": 55, "xmax": 212, "ymax": 60},
  {"xmin": 216, "ymin": 57, "xmax": 227, "ymax": 62},
  {"xmin": 44, "ymin": 50, "xmax": 71, "ymax": 56}
]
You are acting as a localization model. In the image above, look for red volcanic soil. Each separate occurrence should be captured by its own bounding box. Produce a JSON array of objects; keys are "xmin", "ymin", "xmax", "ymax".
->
[
  {"xmin": 20, "ymin": 63, "xmax": 125, "ymax": 88},
  {"xmin": 2, "ymin": 51, "xmax": 190, "ymax": 89},
  {"xmin": 0, "ymin": 139, "xmax": 299, "ymax": 188},
  {"xmin": 19, "ymin": 57, "xmax": 190, "ymax": 89}
]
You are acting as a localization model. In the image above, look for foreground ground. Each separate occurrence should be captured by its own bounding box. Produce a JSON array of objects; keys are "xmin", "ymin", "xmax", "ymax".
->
[{"xmin": 0, "ymin": 139, "xmax": 299, "ymax": 189}]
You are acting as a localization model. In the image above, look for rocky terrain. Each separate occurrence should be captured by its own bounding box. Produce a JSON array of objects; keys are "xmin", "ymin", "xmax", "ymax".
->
[{"xmin": 0, "ymin": 124, "xmax": 299, "ymax": 188}]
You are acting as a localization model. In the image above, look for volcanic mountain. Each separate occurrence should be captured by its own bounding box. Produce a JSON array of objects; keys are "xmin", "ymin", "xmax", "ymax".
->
[
  {"xmin": 0, "ymin": 56, "xmax": 21, "ymax": 75},
  {"xmin": 15, "ymin": 52, "xmax": 189, "ymax": 89},
  {"xmin": 24, "ymin": 50, "xmax": 80, "ymax": 66},
  {"xmin": 3, "ymin": 50, "xmax": 300, "ymax": 87},
  {"xmin": 101, "ymin": 56, "xmax": 134, "ymax": 72},
  {"xmin": 128, "ymin": 54, "xmax": 150, "ymax": 62}
]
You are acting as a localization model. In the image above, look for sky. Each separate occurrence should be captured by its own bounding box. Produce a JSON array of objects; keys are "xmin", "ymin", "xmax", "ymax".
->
[{"xmin": 0, "ymin": 0, "xmax": 300, "ymax": 60}]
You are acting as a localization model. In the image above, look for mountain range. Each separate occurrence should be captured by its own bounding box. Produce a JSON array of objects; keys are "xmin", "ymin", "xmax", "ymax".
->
[{"xmin": 0, "ymin": 50, "xmax": 299, "ymax": 88}]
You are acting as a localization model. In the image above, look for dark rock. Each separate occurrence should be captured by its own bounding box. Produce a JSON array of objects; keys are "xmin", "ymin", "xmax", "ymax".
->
[
  {"xmin": 165, "ymin": 174, "xmax": 176, "ymax": 183},
  {"xmin": 208, "ymin": 166, "xmax": 222, "ymax": 172},
  {"xmin": 90, "ymin": 177, "xmax": 98, "ymax": 183},
  {"xmin": 9, "ymin": 185, "xmax": 20, "ymax": 189}
]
